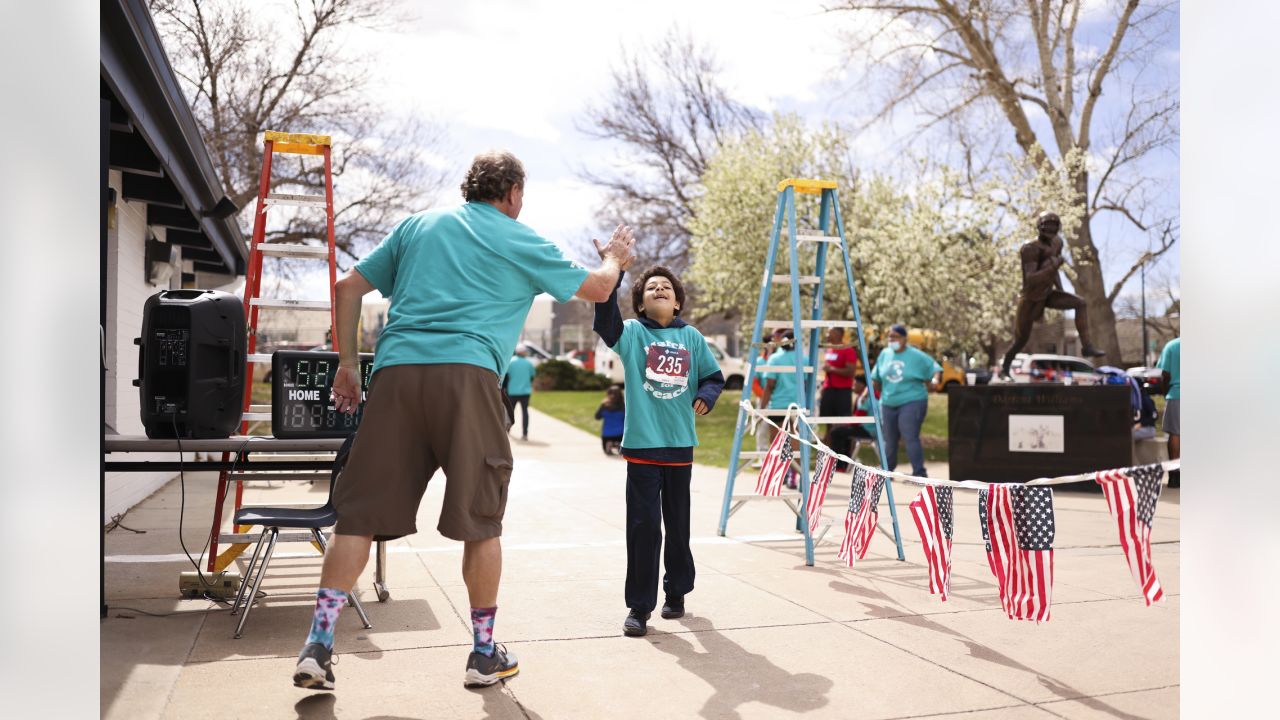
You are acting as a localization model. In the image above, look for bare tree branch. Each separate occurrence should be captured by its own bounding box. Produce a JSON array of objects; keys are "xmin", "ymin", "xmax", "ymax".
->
[
  {"xmin": 1106, "ymin": 222, "xmax": 1177, "ymax": 304},
  {"xmin": 575, "ymin": 30, "xmax": 764, "ymax": 272},
  {"xmin": 149, "ymin": 0, "xmax": 446, "ymax": 266}
]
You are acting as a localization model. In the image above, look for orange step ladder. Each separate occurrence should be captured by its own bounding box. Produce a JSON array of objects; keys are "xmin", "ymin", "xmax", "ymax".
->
[{"xmin": 207, "ymin": 130, "xmax": 340, "ymax": 571}]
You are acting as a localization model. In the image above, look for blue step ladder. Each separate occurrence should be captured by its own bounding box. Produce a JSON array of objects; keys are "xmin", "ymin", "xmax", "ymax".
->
[{"xmin": 716, "ymin": 178, "xmax": 906, "ymax": 566}]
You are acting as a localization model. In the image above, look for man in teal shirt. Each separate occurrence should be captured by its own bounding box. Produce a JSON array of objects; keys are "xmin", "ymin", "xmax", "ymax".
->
[
  {"xmin": 1157, "ymin": 336, "xmax": 1180, "ymax": 487},
  {"xmin": 292, "ymin": 150, "xmax": 637, "ymax": 692},
  {"xmin": 869, "ymin": 324, "xmax": 942, "ymax": 477},
  {"xmin": 504, "ymin": 347, "xmax": 537, "ymax": 440}
]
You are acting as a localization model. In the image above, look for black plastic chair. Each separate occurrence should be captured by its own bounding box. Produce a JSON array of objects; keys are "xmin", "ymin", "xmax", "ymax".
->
[{"xmin": 229, "ymin": 434, "xmax": 373, "ymax": 638}]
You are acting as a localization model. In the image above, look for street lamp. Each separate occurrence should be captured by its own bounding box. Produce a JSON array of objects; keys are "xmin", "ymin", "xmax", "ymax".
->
[{"xmin": 1140, "ymin": 260, "xmax": 1148, "ymax": 367}]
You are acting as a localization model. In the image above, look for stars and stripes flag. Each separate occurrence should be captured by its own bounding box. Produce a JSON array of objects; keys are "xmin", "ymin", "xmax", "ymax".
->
[
  {"xmin": 909, "ymin": 486, "xmax": 955, "ymax": 601},
  {"xmin": 755, "ymin": 423, "xmax": 793, "ymax": 496},
  {"xmin": 838, "ymin": 467, "xmax": 884, "ymax": 566},
  {"xmin": 804, "ymin": 451, "xmax": 838, "ymax": 534},
  {"xmin": 979, "ymin": 485, "xmax": 1056, "ymax": 623},
  {"xmin": 1095, "ymin": 464, "xmax": 1166, "ymax": 605}
]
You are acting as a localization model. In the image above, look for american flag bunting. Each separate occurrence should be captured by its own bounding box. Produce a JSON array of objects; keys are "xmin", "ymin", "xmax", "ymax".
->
[
  {"xmin": 980, "ymin": 485, "xmax": 1056, "ymax": 623},
  {"xmin": 909, "ymin": 486, "xmax": 955, "ymax": 601},
  {"xmin": 1095, "ymin": 464, "xmax": 1165, "ymax": 605},
  {"xmin": 755, "ymin": 423, "xmax": 793, "ymax": 496},
  {"xmin": 838, "ymin": 467, "xmax": 884, "ymax": 566},
  {"xmin": 805, "ymin": 451, "xmax": 838, "ymax": 534}
]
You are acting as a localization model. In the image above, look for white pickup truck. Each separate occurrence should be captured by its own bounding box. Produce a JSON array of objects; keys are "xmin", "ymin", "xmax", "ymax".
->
[{"xmin": 594, "ymin": 337, "xmax": 746, "ymax": 390}]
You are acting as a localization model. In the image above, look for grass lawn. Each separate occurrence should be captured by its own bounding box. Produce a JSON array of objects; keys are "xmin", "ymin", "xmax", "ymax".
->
[
  {"xmin": 244, "ymin": 383, "xmax": 1163, "ymax": 469},
  {"xmin": 531, "ymin": 390, "xmax": 951, "ymax": 469}
]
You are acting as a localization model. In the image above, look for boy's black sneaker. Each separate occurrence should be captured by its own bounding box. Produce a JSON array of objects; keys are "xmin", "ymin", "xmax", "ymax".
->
[
  {"xmin": 623, "ymin": 609, "xmax": 650, "ymax": 637},
  {"xmin": 293, "ymin": 642, "xmax": 337, "ymax": 691},
  {"xmin": 661, "ymin": 595, "xmax": 685, "ymax": 619},
  {"xmin": 464, "ymin": 643, "xmax": 519, "ymax": 687}
]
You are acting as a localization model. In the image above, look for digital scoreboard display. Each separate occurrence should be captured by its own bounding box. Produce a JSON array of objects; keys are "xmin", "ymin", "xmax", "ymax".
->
[{"xmin": 270, "ymin": 350, "xmax": 374, "ymax": 438}]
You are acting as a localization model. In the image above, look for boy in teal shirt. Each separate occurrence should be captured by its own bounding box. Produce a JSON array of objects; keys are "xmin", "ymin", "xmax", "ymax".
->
[
  {"xmin": 594, "ymin": 265, "xmax": 724, "ymax": 637},
  {"xmin": 503, "ymin": 347, "xmax": 537, "ymax": 440}
]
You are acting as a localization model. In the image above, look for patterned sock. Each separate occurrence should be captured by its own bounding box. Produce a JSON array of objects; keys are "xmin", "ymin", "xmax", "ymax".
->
[
  {"xmin": 470, "ymin": 606, "xmax": 498, "ymax": 656},
  {"xmin": 305, "ymin": 587, "xmax": 349, "ymax": 650}
]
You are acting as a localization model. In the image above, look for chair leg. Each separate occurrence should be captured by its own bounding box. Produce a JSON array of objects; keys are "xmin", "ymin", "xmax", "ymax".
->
[
  {"xmin": 229, "ymin": 528, "xmax": 268, "ymax": 616},
  {"xmin": 312, "ymin": 529, "xmax": 373, "ymax": 630},
  {"xmin": 234, "ymin": 527, "xmax": 279, "ymax": 639}
]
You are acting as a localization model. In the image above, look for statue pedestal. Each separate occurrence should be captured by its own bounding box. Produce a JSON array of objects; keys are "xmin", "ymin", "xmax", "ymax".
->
[{"xmin": 946, "ymin": 384, "xmax": 1131, "ymax": 486}]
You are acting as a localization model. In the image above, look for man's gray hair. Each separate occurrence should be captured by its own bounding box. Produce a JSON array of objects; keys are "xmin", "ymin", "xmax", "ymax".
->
[{"xmin": 461, "ymin": 150, "xmax": 525, "ymax": 203}]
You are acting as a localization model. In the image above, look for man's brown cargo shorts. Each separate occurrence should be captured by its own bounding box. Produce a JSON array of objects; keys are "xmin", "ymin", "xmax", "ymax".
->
[{"xmin": 332, "ymin": 363, "xmax": 513, "ymax": 542}]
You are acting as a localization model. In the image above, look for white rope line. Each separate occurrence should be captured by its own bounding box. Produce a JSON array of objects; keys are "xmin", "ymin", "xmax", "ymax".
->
[{"xmin": 738, "ymin": 400, "xmax": 1180, "ymax": 490}]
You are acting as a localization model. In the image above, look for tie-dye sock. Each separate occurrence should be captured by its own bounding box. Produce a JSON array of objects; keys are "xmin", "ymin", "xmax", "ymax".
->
[
  {"xmin": 304, "ymin": 587, "xmax": 349, "ymax": 650},
  {"xmin": 470, "ymin": 606, "xmax": 497, "ymax": 656}
]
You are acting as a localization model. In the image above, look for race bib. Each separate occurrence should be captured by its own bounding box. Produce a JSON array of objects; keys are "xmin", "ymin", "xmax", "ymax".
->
[{"xmin": 645, "ymin": 345, "xmax": 691, "ymax": 387}]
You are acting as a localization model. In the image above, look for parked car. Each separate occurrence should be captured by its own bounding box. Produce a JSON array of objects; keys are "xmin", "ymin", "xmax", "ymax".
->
[
  {"xmin": 1006, "ymin": 353, "xmax": 1102, "ymax": 385},
  {"xmin": 516, "ymin": 340, "xmax": 555, "ymax": 366},
  {"xmin": 594, "ymin": 337, "xmax": 745, "ymax": 389},
  {"xmin": 1126, "ymin": 366, "xmax": 1168, "ymax": 395},
  {"xmin": 559, "ymin": 348, "xmax": 595, "ymax": 372}
]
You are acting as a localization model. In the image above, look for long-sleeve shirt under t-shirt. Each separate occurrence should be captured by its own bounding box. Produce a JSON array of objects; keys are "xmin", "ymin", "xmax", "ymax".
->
[{"xmin": 593, "ymin": 282, "xmax": 724, "ymax": 464}]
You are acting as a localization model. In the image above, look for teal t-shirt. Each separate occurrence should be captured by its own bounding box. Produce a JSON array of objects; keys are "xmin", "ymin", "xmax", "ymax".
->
[
  {"xmin": 1157, "ymin": 338, "xmax": 1180, "ymax": 400},
  {"xmin": 762, "ymin": 347, "xmax": 802, "ymax": 409},
  {"xmin": 505, "ymin": 355, "xmax": 536, "ymax": 396},
  {"xmin": 870, "ymin": 346, "xmax": 941, "ymax": 407},
  {"xmin": 355, "ymin": 203, "xmax": 588, "ymax": 377},
  {"xmin": 614, "ymin": 319, "xmax": 720, "ymax": 450}
]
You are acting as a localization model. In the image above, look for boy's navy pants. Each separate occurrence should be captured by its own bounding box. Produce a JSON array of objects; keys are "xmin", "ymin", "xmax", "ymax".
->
[{"xmin": 624, "ymin": 461, "xmax": 695, "ymax": 613}]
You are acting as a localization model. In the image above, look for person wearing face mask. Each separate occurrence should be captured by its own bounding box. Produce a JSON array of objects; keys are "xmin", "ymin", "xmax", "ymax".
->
[{"xmin": 869, "ymin": 324, "xmax": 941, "ymax": 477}]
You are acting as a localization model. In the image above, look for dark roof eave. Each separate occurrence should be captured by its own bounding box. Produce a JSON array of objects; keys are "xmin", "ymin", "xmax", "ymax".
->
[{"xmin": 101, "ymin": 0, "xmax": 246, "ymax": 275}]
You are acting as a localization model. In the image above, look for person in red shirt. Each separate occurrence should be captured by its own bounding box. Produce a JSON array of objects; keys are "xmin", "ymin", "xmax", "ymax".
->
[
  {"xmin": 819, "ymin": 327, "xmax": 859, "ymax": 419},
  {"xmin": 819, "ymin": 327, "xmax": 859, "ymax": 469}
]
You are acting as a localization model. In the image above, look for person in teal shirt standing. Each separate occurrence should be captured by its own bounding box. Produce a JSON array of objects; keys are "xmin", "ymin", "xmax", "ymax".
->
[
  {"xmin": 759, "ymin": 330, "xmax": 802, "ymax": 487},
  {"xmin": 593, "ymin": 265, "xmax": 724, "ymax": 638},
  {"xmin": 1157, "ymin": 336, "xmax": 1180, "ymax": 487},
  {"xmin": 760, "ymin": 330, "xmax": 800, "ymax": 411},
  {"xmin": 869, "ymin": 324, "xmax": 941, "ymax": 477},
  {"xmin": 504, "ymin": 346, "xmax": 537, "ymax": 440}
]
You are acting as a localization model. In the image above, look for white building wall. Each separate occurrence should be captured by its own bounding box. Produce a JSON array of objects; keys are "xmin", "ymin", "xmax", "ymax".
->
[
  {"xmin": 104, "ymin": 169, "xmax": 191, "ymax": 521},
  {"xmin": 521, "ymin": 293, "xmax": 555, "ymax": 350}
]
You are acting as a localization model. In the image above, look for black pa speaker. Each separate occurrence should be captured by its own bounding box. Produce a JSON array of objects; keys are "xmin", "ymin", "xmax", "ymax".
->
[{"xmin": 134, "ymin": 289, "xmax": 246, "ymax": 438}]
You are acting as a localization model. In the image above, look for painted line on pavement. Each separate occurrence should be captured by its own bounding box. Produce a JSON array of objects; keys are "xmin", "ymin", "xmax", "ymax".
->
[{"xmin": 105, "ymin": 532, "xmax": 802, "ymax": 563}]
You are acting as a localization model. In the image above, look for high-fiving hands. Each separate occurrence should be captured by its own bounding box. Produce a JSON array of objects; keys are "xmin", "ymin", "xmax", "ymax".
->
[{"xmin": 592, "ymin": 224, "xmax": 638, "ymax": 271}]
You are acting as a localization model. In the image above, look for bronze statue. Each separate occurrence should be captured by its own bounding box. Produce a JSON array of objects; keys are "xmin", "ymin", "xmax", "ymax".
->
[{"xmin": 1000, "ymin": 211, "xmax": 1104, "ymax": 379}]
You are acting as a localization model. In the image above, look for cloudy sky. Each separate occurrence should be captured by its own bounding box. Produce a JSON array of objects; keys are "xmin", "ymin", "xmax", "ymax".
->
[{"xmin": 306, "ymin": 0, "xmax": 1179, "ymax": 305}]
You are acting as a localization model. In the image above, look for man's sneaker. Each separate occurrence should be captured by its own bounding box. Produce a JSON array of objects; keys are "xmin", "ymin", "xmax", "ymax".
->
[
  {"xmin": 623, "ymin": 609, "xmax": 650, "ymax": 637},
  {"xmin": 464, "ymin": 643, "xmax": 519, "ymax": 688},
  {"xmin": 293, "ymin": 642, "xmax": 336, "ymax": 691},
  {"xmin": 661, "ymin": 595, "xmax": 685, "ymax": 619},
  {"xmin": 1081, "ymin": 344, "xmax": 1107, "ymax": 358}
]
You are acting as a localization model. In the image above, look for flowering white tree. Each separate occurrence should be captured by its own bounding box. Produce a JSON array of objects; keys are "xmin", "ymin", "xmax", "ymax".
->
[{"xmin": 687, "ymin": 116, "xmax": 1086, "ymax": 359}]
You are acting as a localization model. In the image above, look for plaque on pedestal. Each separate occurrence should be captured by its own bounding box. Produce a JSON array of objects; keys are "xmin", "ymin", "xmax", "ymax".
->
[{"xmin": 947, "ymin": 385, "xmax": 1131, "ymax": 486}]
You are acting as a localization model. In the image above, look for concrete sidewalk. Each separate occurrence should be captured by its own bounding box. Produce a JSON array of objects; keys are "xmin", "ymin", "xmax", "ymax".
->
[{"xmin": 102, "ymin": 407, "xmax": 1179, "ymax": 719}]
